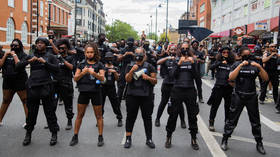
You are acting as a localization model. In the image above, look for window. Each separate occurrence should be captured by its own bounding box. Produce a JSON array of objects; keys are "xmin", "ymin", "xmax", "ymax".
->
[
  {"xmin": 23, "ymin": 0, "xmax": 28, "ymax": 12},
  {"xmin": 40, "ymin": 1, "xmax": 44, "ymax": 17},
  {"xmin": 200, "ymin": 3, "xmax": 205, "ymax": 13},
  {"xmin": 52, "ymin": 5, "xmax": 56, "ymax": 21},
  {"xmin": 200, "ymin": 21, "xmax": 205, "ymax": 27},
  {"xmin": 76, "ymin": 7, "xmax": 82, "ymax": 15},
  {"xmin": 76, "ymin": 19, "xmax": 82, "ymax": 25},
  {"xmin": 62, "ymin": 10, "xmax": 64, "ymax": 24},
  {"xmin": 39, "ymin": 26, "xmax": 43, "ymax": 36},
  {"xmin": 6, "ymin": 18, "xmax": 15, "ymax": 42},
  {"xmin": 76, "ymin": 0, "xmax": 81, "ymax": 3},
  {"xmin": 21, "ymin": 22, "xmax": 28, "ymax": 44},
  {"xmin": 8, "ymin": 0, "xmax": 14, "ymax": 7},
  {"xmin": 57, "ymin": 8, "xmax": 60, "ymax": 23}
]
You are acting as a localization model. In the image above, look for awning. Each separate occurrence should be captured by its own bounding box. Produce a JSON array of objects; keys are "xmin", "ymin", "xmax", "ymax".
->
[{"xmin": 209, "ymin": 35, "xmax": 223, "ymax": 38}]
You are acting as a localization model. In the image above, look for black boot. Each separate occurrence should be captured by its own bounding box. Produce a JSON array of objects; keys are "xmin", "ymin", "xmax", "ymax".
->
[
  {"xmin": 155, "ymin": 119, "xmax": 160, "ymax": 127},
  {"xmin": 221, "ymin": 136, "xmax": 228, "ymax": 151},
  {"xmin": 209, "ymin": 120, "xmax": 215, "ymax": 132},
  {"xmin": 256, "ymin": 141, "xmax": 266, "ymax": 155},
  {"xmin": 65, "ymin": 119, "xmax": 72, "ymax": 130},
  {"xmin": 124, "ymin": 136, "xmax": 132, "ymax": 149},
  {"xmin": 181, "ymin": 120, "xmax": 186, "ymax": 129},
  {"xmin": 165, "ymin": 136, "xmax": 172, "ymax": 148},
  {"xmin": 117, "ymin": 119, "xmax": 123, "ymax": 127},
  {"xmin": 191, "ymin": 137, "xmax": 199, "ymax": 150},
  {"xmin": 69, "ymin": 134, "xmax": 78, "ymax": 146},
  {"xmin": 146, "ymin": 139, "xmax": 155, "ymax": 149},
  {"xmin": 22, "ymin": 132, "xmax": 32, "ymax": 146},
  {"xmin": 50, "ymin": 132, "xmax": 57, "ymax": 146},
  {"xmin": 97, "ymin": 135, "xmax": 104, "ymax": 147}
]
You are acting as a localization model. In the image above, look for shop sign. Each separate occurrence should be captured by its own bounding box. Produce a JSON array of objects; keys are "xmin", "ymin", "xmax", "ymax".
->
[
  {"xmin": 255, "ymin": 22, "xmax": 268, "ymax": 30},
  {"xmin": 233, "ymin": 27, "xmax": 245, "ymax": 36}
]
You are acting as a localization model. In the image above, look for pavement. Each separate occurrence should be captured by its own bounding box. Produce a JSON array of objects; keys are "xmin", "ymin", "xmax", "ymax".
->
[{"xmin": 0, "ymin": 75, "xmax": 280, "ymax": 157}]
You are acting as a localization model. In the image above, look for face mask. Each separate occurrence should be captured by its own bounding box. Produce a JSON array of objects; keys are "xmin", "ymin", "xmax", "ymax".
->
[
  {"xmin": 48, "ymin": 35, "xmax": 54, "ymax": 40},
  {"xmin": 127, "ymin": 42, "xmax": 133, "ymax": 47},
  {"xmin": 106, "ymin": 60, "xmax": 113, "ymax": 64},
  {"xmin": 181, "ymin": 48, "xmax": 189, "ymax": 56},
  {"xmin": 143, "ymin": 44, "xmax": 149, "ymax": 50},
  {"xmin": 170, "ymin": 53, "xmax": 176, "ymax": 57},
  {"xmin": 135, "ymin": 53, "xmax": 144, "ymax": 61},
  {"xmin": 88, "ymin": 57, "xmax": 94, "ymax": 61},
  {"xmin": 99, "ymin": 38, "xmax": 105, "ymax": 43},
  {"xmin": 242, "ymin": 55, "xmax": 250, "ymax": 61}
]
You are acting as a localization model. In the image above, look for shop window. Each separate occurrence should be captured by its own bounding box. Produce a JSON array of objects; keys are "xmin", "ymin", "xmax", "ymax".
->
[
  {"xmin": 21, "ymin": 22, "xmax": 28, "ymax": 44},
  {"xmin": 6, "ymin": 18, "xmax": 15, "ymax": 42}
]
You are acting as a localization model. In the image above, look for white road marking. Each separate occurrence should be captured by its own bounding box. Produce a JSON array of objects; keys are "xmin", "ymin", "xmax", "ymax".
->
[
  {"xmin": 121, "ymin": 132, "xmax": 126, "ymax": 145},
  {"xmin": 202, "ymin": 79, "xmax": 280, "ymax": 132},
  {"xmin": 212, "ymin": 132, "xmax": 280, "ymax": 149},
  {"xmin": 197, "ymin": 115, "xmax": 227, "ymax": 157}
]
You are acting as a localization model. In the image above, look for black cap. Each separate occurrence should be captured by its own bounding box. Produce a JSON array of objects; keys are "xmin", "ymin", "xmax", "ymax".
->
[
  {"xmin": 35, "ymin": 37, "xmax": 49, "ymax": 46},
  {"xmin": 219, "ymin": 46, "xmax": 231, "ymax": 53},
  {"xmin": 127, "ymin": 38, "xmax": 134, "ymax": 43},
  {"xmin": 105, "ymin": 52, "xmax": 114, "ymax": 58},
  {"xmin": 191, "ymin": 40, "xmax": 199, "ymax": 45}
]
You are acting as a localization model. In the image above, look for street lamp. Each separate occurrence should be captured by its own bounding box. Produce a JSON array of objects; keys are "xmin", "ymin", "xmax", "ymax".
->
[
  {"xmin": 150, "ymin": 15, "xmax": 153, "ymax": 40},
  {"xmin": 48, "ymin": 0, "xmax": 52, "ymax": 31},
  {"xmin": 155, "ymin": 4, "xmax": 162, "ymax": 41},
  {"xmin": 165, "ymin": 0, "xmax": 169, "ymax": 42}
]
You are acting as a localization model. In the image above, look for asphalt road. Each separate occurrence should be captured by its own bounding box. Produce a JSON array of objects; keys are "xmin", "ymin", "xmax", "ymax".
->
[{"xmin": 0, "ymin": 75, "xmax": 280, "ymax": 157}]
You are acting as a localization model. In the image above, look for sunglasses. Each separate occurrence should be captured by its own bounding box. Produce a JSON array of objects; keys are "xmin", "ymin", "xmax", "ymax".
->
[
  {"xmin": 58, "ymin": 47, "xmax": 66, "ymax": 50},
  {"xmin": 270, "ymin": 46, "xmax": 277, "ymax": 48},
  {"xmin": 222, "ymin": 51, "xmax": 229, "ymax": 54},
  {"xmin": 10, "ymin": 44, "xmax": 19, "ymax": 47}
]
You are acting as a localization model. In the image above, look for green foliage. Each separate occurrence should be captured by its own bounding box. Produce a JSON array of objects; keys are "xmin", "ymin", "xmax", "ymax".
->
[
  {"xmin": 105, "ymin": 20, "xmax": 139, "ymax": 42},
  {"xmin": 147, "ymin": 33, "xmax": 158, "ymax": 41},
  {"xmin": 159, "ymin": 32, "xmax": 170, "ymax": 42}
]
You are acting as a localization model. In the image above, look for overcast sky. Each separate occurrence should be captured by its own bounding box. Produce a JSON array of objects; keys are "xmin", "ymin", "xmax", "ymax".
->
[{"xmin": 102, "ymin": 0, "xmax": 188, "ymax": 36}]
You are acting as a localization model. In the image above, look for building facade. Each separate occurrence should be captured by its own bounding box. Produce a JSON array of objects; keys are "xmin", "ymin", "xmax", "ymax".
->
[
  {"xmin": 197, "ymin": 0, "xmax": 211, "ymax": 29},
  {"xmin": 211, "ymin": 0, "xmax": 278, "ymax": 43},
  {"xmin": 75, "ymin": 0, "xmax": 105, "ymax": 41},
  {"xmin": 0, "ymin": 0, "xmax": 32, "ymax": 50}
]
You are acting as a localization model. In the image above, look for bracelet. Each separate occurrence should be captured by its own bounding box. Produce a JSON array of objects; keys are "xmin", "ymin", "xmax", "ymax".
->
[{"xmin": 13, "ymin": 54, "xmax": 17, "ymax": 57}]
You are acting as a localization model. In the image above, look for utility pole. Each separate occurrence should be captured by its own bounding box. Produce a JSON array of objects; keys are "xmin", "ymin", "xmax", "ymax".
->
[
  {"xmin": 37, "ymin": 0, "xmax": 39, "ymax": 37},
  {"xmin": 150, "ymin": 15, "xmax": 153, "ymax": 40},
  {"xmin": 165, "ymin": 0, "xmax": 169, "ymax": 42},
  {"xmin": 74, "ymin": 0, "xmax": 78, "ymax": 41}
]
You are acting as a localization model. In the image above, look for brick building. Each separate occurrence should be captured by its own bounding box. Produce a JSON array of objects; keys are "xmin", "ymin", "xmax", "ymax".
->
[
  {"xmin": 0, "ymin": 0, "xmax": 32, "ymax": 50},
  {"xmin": 197, "ymin": 0, "xmax": 211, "ymax": 29}
]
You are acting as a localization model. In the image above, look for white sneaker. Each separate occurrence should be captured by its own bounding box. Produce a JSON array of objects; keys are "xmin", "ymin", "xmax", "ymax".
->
[
  {"xmin": 0, "ymin": 121, "xmax": 3, "ymax": 127},
  {"xmin": 22, "ymin": 123, "xmax": 27, "ymax": 128},
  {"xmin": 268, "ymin": 90, "xmax": 272, "ymax": 95}
]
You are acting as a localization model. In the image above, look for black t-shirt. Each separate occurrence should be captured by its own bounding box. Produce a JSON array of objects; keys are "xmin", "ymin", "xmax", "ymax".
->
[
  {"xmin": 97, "ymin": 42, "xmax": 109, "ymax": 63},
  {"xmin": 231, "ymin": 61, "xmax": 259, "ymax": 93},
  {"xmin": 0, "ymin": 51, "xmax": 28, "ymax": 79},
  {"xmin": 77, "ymin": 61, "xmax": 105, "ymax": 92},
  {"xmin": 209, "ymin": 50, "xmax": 218, "ymax": 62},
  {"xmin": 103, "ymin": 65, "xmax": 119, "ymax": 86},
  {"xmin": 56, "ymin": 55, "xmax": 75, "ymax": 84},
  {"xmin": 125, "ymin": 62, "xmax": 157, "ymax": 96},
  {"xmin": 120, "ymin": 46, "xmax": 136, "ymax": 73}
]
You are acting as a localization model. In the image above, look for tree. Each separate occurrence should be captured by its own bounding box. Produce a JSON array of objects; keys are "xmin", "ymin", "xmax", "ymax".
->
[
  {"xmin": 159, "ymin": 32, "xmax": 170, "ymax": 42},
  {"xmin": 105, "ymin": 20, "xmax": 139, "ymax": 42},
  {"xmin": 146, "ymin": 33, "xmax": 158, "ymax": 41}
]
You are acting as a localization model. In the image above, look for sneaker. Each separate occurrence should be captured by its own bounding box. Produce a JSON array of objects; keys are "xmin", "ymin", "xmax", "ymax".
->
[
  {"xmin": 275, "ymin": 108, "xmax": 280, "ymax": 114},
  {"xmin": 50, "ymin": 132, "xmax": 57, "ymax": 146},
  {"xmin": 259, "ymin": 101, "xmax": 265, "ymax": 105},
  {"xmin": 146, "ymin": 139, "xmax": 155, "ymax": 149},
  {"xmin": 268, "ymin": 90, "xmax": 272, "ymax": 95},
  {"xmin": 124, "ymin": 137, "xmax": 132, "ymax": 149},
  {"xmin": 22, "ymin": 132, "xmax": 32, "ymax": 146},
  {"xmin": 65, "ymin": 119, "xmax": 72, "ymax": 130},
  {"xmin": 117, "ymin": 119, "xmax": 123, "ymax": 127},
  {"xmin": 97, "ymin": 135, "xmax": 104, "ymax": 147},
  {"xmin": 22, "ymin": 123, "xmax": 27, "ymax": 128},
  {"xmin": 69, "ymin": 135, "xmax": 78, "ymax": 146},
  {"xmin": 0, "ymin": 121, "xmax": 3, "ymax": 127}
]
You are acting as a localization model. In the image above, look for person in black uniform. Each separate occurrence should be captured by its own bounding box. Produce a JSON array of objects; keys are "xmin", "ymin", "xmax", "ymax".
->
[
  {"xmin": 221, "ymin": 47, "xmax": 268, "ymax": 155},
  {"xmin": 207, "ymin": 47, "xmax": 235, "ymax": 131},
  {"xmin": 117, "ymin": 38, "xmax": 136, "ymax": 103},
  {"xmin": 69, "ymin": 43, "xmax": 105, "ymax": 147},
  {"xmin": 165, "ymin": 42, "xmax": 200, "ymax": 150},
  {"xmin": 53, "ymin": 39, "xmax": 75, "ymax": 130},
  {"xmin": 253, "ymin": 45, "xmax": 264, "ymax": 88},
  {"xmin": 123, "ymin": 47, "xmax": 157, "ymax": 149},
  {"xmin": 191, "ymin": 40, "xmax": 204, "ymax": 103},
  {"xmin": 208, "ymin": 46, "xmax": 219, "ymax": 79},
  {"xmin": 0, "ymin": 39, "xmax": 28, "ymax": 127},
  {"xmin": 17, "ymin": 37, "xmax": 60, "ymax": 146},
  {"xmin": 143, "ymin": 40, "xmax": 157, "ymax": 70},
  {"xmin": 97, "ymin": 33, "xmax": 109, "ymax": 63},
  {"xmin": 101, "ymin": 52, "xmax": 123, "ymax": 127},
  {"xmin": 155, "ymin": 45, "xmax": 186, "ymax": 128},
  {"xmin": 259, "ymin": 43, "xmax": 279, "ymax": 105}
]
